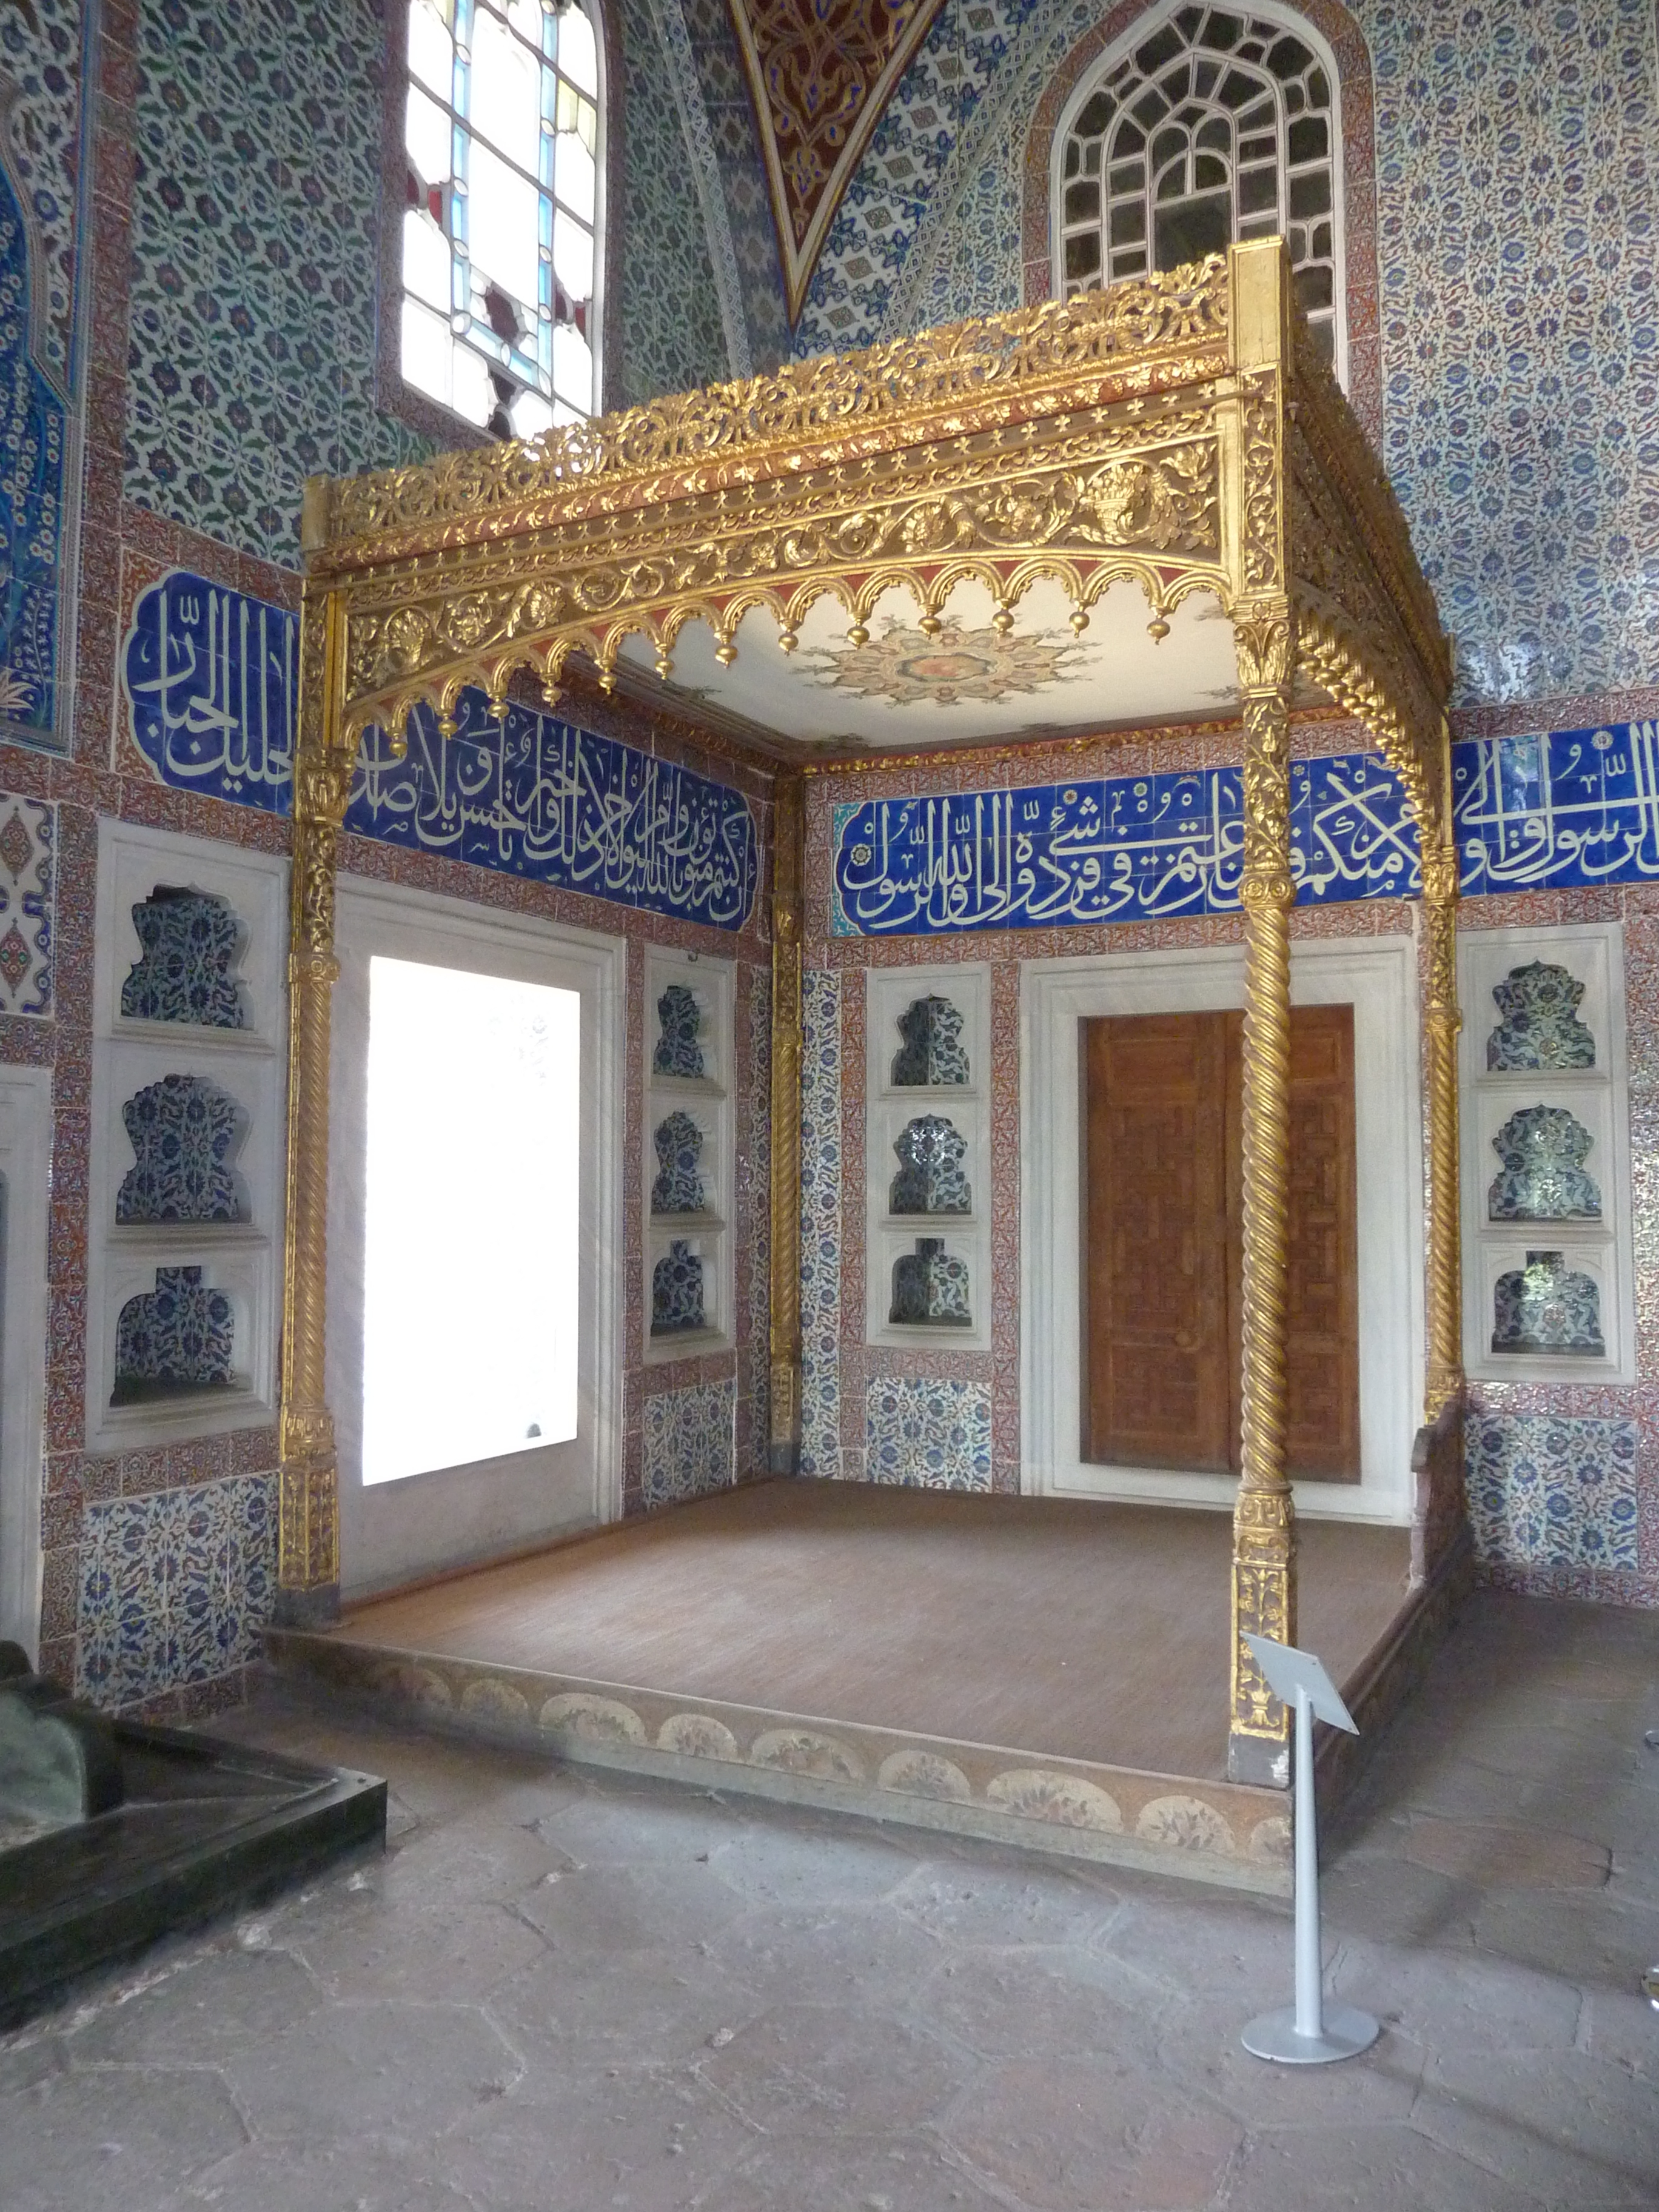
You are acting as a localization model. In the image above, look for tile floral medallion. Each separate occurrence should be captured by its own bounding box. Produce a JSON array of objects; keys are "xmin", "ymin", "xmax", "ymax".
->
[
  {"xmin": 642, "ymin": 1379, "xmax": 736, "ymax": 1507},
  {"xmin": 0, "ymin": 793, "xmax": 53, "ymax": 1015},
  {"xmin": 1465, "ymin": 1413, "xmax": 1638, "ymax": 1574},
  {"xmin": 866, "ymin": 1376, "xmax": 993, "ymax": 1490}
]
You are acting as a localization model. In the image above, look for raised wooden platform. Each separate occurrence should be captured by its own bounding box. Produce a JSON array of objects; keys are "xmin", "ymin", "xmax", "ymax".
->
[{"xmin": 267, "ymin": 1481, "xmax": 1433, "ymax": 1894}]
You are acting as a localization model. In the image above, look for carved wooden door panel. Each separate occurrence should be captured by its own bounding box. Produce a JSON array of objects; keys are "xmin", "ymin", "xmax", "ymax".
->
[
  {"xmin": 1082, "ymin": 1013, "xmax": 1232, "ymax": 1470},
  {"xmin": 1084, "ymin": 1005, "xmax": 1360, "ymax": 1481}
]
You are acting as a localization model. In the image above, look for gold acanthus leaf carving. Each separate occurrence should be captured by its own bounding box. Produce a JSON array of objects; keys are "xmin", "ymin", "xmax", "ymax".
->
[
  {"xmin": 340, "ymin": 446, "xmax": 1222, "ymax": 708},
  {"xmin": 324, "ymin": 261, "xmax": 1232, "ymax": 548},
  {"xmin": 1238, "ymin": 370, "xmax": 1282, "ymax": 594}
]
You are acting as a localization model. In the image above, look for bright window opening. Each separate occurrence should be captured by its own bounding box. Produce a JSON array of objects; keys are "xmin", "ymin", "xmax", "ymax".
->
[
  {"xmin": 363, "ymin": 957, "xmax": 580, "ymax": 1485},
  {"xmin": 400, "ymin": 0, "xmax": 603, "ymax": 435},
  {"xmin": 1056, "ymin": 2, "xmax": 1342, "ymax": 367}
]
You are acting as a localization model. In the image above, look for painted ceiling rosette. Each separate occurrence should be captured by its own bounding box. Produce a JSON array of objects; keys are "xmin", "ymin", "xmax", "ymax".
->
[{"xmin": 727, "ymin": 0, "xmax": 947, "ymax": 320}]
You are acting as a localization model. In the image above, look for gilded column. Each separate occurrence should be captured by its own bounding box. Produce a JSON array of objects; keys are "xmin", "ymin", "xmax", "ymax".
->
[
  {"xmin": 768, "ymin": 770, "xmax": 805, "ymax": 1476},
  {"xmin": 1229, "ymin": 611, "xmax": 1298, "ymax": 1787},
  {"xmin": 276, "ymin": 580, "xmax": 356, "ymax": 1625},
  {"xmin": 1423, "ymin": 720, "xmax": 1464, "ymax": 1418}
]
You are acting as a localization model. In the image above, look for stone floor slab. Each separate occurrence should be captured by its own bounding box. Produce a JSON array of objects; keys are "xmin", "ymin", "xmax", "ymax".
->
[
  {"xmin": 2, "ymin": 2062, "xmax": 247, "ymax": 2212},
  {"xmin": 223, "ymin": 1999, "xmax": 520, "ymax": 2145},
  {"xmin": 940, "ymin": 2054, "xmax": 1242, "ymax": 2212},
  {"xmin": 1412, "ymin": 2049, "xmax": 1659, "ymax": 2206},
  {"xmin": 699, "ymin": 2004, "xmax": 968, "ymax": 2138}
]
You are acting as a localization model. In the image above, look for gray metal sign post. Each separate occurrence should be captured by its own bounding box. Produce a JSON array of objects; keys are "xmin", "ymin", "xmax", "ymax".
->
[{"xmin": 1239, "ymin": 1632, "xmax": 1381, "ymax": 2065}]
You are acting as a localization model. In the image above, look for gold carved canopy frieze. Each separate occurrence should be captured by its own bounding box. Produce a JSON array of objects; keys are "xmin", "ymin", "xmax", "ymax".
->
[{"xmin": 302, "ymin": 246, "xmax": 1452, "ymax": 830}]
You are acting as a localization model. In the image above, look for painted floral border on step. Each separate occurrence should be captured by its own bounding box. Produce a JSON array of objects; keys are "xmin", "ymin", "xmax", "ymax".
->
[
  {"xmin": 831, "ymin": 722, "xmax": 1659, "ymax": 935},
  {"xmin": 121, "ymin": 569, "xmax": 759, "ymax": 931}
]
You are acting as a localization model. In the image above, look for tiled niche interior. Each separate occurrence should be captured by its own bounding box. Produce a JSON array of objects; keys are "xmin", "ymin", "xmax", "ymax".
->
[
  {"xmin": 87, "ymin": 823, "xmax": 287, "ymax": 1451},
  {"xmin": 1458, "ymin": 922, "xmax": 1635, "ymax": 1385},
  {"xmin": 865, "ymin": 965, "xmax": 991, "ymax": 1352},
  {"xmin": 644, "ymin": 948, "xmax": 734, "ymax": 1362}
]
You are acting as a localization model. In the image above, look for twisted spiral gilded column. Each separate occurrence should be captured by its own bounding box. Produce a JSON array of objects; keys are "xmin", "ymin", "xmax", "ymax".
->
[
  {"xmin": 276, "ymin": 585, "xmax": 357, "ymax": 1624},
  {"xmin": 1229, "ymin": 614, "xmax": 1298, "ymax": 1787},
  {"xmin": 769, "ymin": 771, "xmax": 805, "ymax": 1475},
  {"xmin": 1421, "ymin": 726, "xmax": 1464, "ymax": 1418}
]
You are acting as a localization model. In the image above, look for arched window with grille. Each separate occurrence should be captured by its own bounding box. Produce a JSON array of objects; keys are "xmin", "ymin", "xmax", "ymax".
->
[
  {"xmin": 390, "ymin": 0, "xmax": 607, "ymax": 440},
  {"xmin": 1052, "ymin": 4, "xmax": 1344, "ymax": 371}
]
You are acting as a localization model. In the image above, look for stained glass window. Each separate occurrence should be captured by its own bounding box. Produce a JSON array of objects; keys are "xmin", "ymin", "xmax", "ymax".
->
[
  {"xmin": 400, "ymin": 0, "xmax": 603, "ymax": 437},
  {"xmin": 1055, "ymin": 4, "xmax": 1342, "ymax": 366}
]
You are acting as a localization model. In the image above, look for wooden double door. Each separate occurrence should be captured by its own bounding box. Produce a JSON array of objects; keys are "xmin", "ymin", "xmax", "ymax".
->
[{"xmin": 1082, "ymin": 1005, "xmax": 1361, "ymax": 1482}]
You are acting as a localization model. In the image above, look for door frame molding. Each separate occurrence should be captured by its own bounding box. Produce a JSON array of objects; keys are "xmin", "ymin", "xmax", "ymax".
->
[
  {"xmin": 328, "ymin": 871, "xmax": 625, "ymax": 1600},
  {"xmin": 1022, "ymin": 935, "xmax": 1423, "ymax": 1523}
]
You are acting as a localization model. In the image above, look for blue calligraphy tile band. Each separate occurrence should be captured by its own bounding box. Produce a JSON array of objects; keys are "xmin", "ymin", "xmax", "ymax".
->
[
  {"xmin": 122, "ymin": 571, "xmax": 1657, "ymax": 940},
  {"xmin": 122, "ymin": 569, "xmax": 759, "ymax": 933},
  {"xmin": 831, "ymin": 722, "xmax": 1659, "ymax": 936}
]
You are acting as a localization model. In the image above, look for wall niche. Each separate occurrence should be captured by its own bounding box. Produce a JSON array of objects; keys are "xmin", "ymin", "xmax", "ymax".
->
[
  {"xmin": 1459, "ymin": 924, "xmax": 1633, "ymax": 1384},
  {"xmin": 643, "ymin": 950, "xmax": 734, "ymax": 1360},
  {"xmin": 866, "ymin": 966, "xmax": 991, "ymax": 1352},
  {"xmin": 89, "ymin": 824, "xmax": 286, "ymax": 1450}
]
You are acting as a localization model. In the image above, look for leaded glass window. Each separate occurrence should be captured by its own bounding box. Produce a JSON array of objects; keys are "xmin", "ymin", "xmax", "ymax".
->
[
  {"xmin": 1055, "ymin": 4, "xmax": 1341, "ymax": 364},
  {"xmin": 400, "ymin": 0, "xmax": 603, "ymax": 437}
]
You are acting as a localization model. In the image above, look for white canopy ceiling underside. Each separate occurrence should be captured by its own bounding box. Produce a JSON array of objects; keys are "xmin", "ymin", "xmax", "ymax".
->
[{"xmin": 618, "ymin": 576, "xmax": 1255, "ymax": 754}]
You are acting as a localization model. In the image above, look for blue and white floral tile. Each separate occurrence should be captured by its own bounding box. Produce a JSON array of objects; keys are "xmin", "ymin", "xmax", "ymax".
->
[
  {"xmin": 125, "ymin": 0, "xmax": 432, "ymax": 561},
  {"xmin": 121, "ymin": 888, "xmax": 247, "ymax": 1028},
  {"xmin": 616, "ymin": 0, "xmax": 732, "ymax": 403},
  {"xmin": 798, "ymin": 969, "xmax": 843, "ymax": 1479},
  {"xmin": 1464, "ymin": 1413, "xmax": 1639, "ymax": 1574},
  {"xmin": 76, "ymin": 1471, "xmax": 277, "ymax": 1709},
  {"xmin": 865, "ymin": 1376, "xmax": 993, "ymax": 1491},
  {"xmin": 642, "ymin": 1379, "xmax": 737, "ymax": 1509},
  {"xmin": 118, "ymin": 1073, "xmax": 246, "ymax": 1223},
  {"xmin": 0, "ymin": 794, "xmax": 54, "ymax": 1015}
]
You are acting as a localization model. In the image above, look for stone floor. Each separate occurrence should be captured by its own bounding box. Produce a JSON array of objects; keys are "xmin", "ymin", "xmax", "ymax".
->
[{"xmin": 2, "ymin": 1590, "xmax": 1658, "ymax": 2211}]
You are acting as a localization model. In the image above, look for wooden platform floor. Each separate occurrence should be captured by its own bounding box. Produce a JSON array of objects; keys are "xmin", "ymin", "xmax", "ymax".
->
[{"xmin": 330, "ymin": 1482, "xmax": 1412, "ymax": 1780}]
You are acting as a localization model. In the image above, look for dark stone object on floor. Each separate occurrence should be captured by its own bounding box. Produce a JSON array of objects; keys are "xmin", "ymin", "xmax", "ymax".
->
[{"xmin": 0, "ymin": 1669, "xmax": 384, "ymax": 2029}]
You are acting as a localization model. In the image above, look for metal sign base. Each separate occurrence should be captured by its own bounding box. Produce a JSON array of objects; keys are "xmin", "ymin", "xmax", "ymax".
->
[
  {"xmin": 1238, "ymin": 1635, "xmax": 1381, "ymax": 2069},
  {"xmin": 1241, "ymin": 2002, "xmax": 1381, "ymax": 2066}
]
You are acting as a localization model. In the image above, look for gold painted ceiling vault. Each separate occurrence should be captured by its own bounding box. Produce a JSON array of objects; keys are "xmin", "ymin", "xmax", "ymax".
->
[{"xmin": 725, "ymin": 0, "xmax": 950, "ymax": 323}]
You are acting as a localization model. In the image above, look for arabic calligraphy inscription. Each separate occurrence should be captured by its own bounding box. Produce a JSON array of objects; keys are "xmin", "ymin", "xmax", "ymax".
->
[{"xmin": 122, "ymin": 573, "xmax": 759, "ymax": 934}]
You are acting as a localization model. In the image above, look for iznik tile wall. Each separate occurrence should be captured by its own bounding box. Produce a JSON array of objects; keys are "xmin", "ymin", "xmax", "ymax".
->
[
  {"xmin": 617, "ymin": 0, "xmax": 731, "ymax": 404},
  {"xmin": 866, "ymin": 1376, "xmax": 993, "ymax": 1490},
  {"xmin": 800, "ymin": 0, "xmax": 1659, "ymax": 716},
  {"xmin": 795, "ymin": 0, "xmax": 1044, "ymax": 358},
  {"xmin": 676, "ymin": 0, "xmax": 791, "ymax": 370},
  {"xmin": 0, "ymin": 793, "xmax": 55, "ymax": 1015},
  {"xmin": 124, "ymin": 0, "xmax": 430, "ymax": 561},
  {"xmin": 642, "ymin": 1378, "xmax": 737, "ymax": 1507},
  {"xmin": 799, "ymin": 969, "xmax": 844, "ymax": 1480},
  {"xmin": 0, "ymin": 0, "xmax": 86, "ymax": 748},
  {"xmin": 1465, "ymin": 1412, "xmax": 1639, "ymax": 1577},
  {"xmin": 76, "ymin": 1470, "xmax": 276, "ymax": 1711}
]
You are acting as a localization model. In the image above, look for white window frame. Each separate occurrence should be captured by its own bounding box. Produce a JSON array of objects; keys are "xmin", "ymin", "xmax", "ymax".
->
[
  {"xmin": 1022, "ymin": 936, "xmax": 1423, "ymax": 1521},
  {"xmin": 865, "ymin": 962, "xmax": 993, "ymax": 1355},
  {"xmin": 643, "ymin": 945, "xmax": 735, "ymax": 1365},
  {"xmin": 87, "ymin": 824, "xmax": 288, "ymax": 1455},
  {"xmin": 1458, "ymin": 921, "xmax": 1635, "ymax": 1386},
  {"xmin": 0, "ymin": 1066, "xmax": 51, "ymax": 1660},
  {"xmin": 1049, "ymin": 0, "xmax": 1348, "ymax": 387},
  {"xmin": 328, "ymin": 872, "xmax": 624, "ymax": 1599}
]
